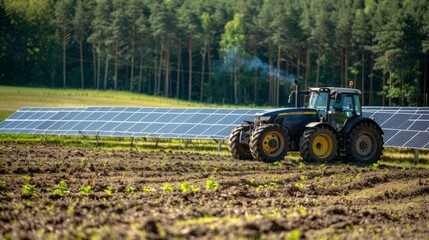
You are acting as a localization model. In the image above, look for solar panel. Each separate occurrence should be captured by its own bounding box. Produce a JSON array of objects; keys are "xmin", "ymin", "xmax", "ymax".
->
[
  {"xmin": 1, "ymin": 106, "xmax": 428, "ymax": 149},
  {"xmin": 363, "ymin": 107, "xmax": 429, "ymax": 149},
  {"xmin": 0, "ymin": 107, "xmax": 260, "ymax": 140}
]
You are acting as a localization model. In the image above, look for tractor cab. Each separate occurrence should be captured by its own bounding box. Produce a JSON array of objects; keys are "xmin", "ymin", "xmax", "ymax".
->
[{"xmin": 307, "ymin": 87, "xmax": 362, "ymax": 131}]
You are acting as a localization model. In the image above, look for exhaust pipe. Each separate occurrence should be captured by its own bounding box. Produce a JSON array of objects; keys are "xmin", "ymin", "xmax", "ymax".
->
[
  {"xmin": 288, "ymin": 80, "xmax": 300, "ymax": 108},
  {"xmin": 295, "ymin": 80, "xmax": 299, "ymax": 108}
]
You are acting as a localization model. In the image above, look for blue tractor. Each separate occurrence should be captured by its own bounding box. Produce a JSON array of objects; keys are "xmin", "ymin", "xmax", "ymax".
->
[{"xmin": 228, "ymin": 87, "xmax": 384, "ymax": 165}]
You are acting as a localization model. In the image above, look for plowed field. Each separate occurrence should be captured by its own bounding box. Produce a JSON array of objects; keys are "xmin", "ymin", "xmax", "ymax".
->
[{"xmin": 0, "ymin": 142, "xmax": 428, "ymax": 239}]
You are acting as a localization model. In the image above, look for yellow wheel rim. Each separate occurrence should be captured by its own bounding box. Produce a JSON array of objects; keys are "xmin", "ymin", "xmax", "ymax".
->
[
  {"xmin": 312, "ymin": 133, "xmax": 333, "ymax": 159},
  {"xmin": 262, "ymin": 131, "xmax": 283, "ymax": 155}
]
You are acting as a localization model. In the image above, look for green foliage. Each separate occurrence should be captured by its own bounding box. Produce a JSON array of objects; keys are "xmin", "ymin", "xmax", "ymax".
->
[
  {"xmin": 104, "ymin": 187, "xmax": 114, "ymax": 196},
  {"xmin": 286, "ymin": 229, "xmax": 301, "ymax": 240},
  {"xmin": 53, "ymin": 180, "xmax": 70, "ymax": 196},
  {"xmin": 0, "ymin": 180, "xmax": 6, "ymax": 190},
  {"xmin": 206, "ymin": 179, "xmax": 219, "ymax": 191},
  {"xmin": 256, "ymin": 181, "xmax": 279, "ymax": 192},
  {"xmin": 126, "ymin": 186, "xmax": 135, "ymax": 194},
  {"xmin": 22, "ymin": 184, "xmax": 37, "ymax": 197},
  {"xmin": 371, "ymin": 163, "xmax": 380, "ymax": 169},
  {"xmin": 143, "ymin": 186, "xmax": 153, "ymax": 192},
  {"xmin": 22, "ymin": 175, "xmax": 31, "ymax": 182},
  {"xmin": 162, "ymin": 183, "xmax": 174, "ymax": 192},
  {"xmin": 1, "ymin": 0, "xmax": 427, "ymax": 106},
  {"xmin": 294, "ymin": 182, "xmax": 304, "ymax": 189},
  {"xmin": 79, "ymin": 185, "xmax": 92, "ymax": 194},
  {"xmin": 45, "ymin": 204, "xmax": 55, "ymax": 211},
  {"xmin": 179, "ymin": 181, "xmax": 199, "ymax": 193}
]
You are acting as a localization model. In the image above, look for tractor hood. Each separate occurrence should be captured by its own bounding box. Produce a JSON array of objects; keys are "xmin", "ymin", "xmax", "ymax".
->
[{"xmin": 254, "ymin": 108, "xmax": 318, "ymax": 122}]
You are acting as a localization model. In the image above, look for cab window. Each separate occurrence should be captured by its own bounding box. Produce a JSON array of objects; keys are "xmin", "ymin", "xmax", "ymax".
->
[
  {"xmin": 353, "ymin": 95, "xmax": 361, "ymax": 115},
  {"xmin": 309, "ymin": 92, "xmax": 328, "ymax": 119}
]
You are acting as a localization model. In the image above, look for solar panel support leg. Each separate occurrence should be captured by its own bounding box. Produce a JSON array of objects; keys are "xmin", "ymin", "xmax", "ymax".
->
[
  {"xmin": 185, "ymin": 139, "xmax": 191, "ymax": 148},
  {"xmin": 217, "ymin": 140, "xmax": 222, "ymax": 152},
  {"xmin": 413, "ymin": 149, "xmax": 419, "ymax": 164},
  {"xmin": 96, "ymin": 135, "xmax": 100, "ymax": 147}
]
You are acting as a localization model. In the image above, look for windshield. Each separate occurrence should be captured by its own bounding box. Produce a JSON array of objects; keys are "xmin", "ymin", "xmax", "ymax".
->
[
  {"xmin": 308, "ymin": 92, "xmax": 329, "ymax": 119},
  {"xmin": 308, "ymin": 92, "xmax": 328, "ymax": 109}
]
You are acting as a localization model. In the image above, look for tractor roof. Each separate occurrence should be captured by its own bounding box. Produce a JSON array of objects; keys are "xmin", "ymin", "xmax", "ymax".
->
[{"xmin": 308, "ymin": 87, "xmax": 361, "ymax": 95}]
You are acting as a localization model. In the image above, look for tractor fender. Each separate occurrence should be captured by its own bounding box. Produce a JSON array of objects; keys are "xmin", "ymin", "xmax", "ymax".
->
[
  {"xmin": 305, "ymin": 122, "xmax": 338, "ymax": 134},
  {"xmin": 342, "ymin": 116, "xmax": 383, "ymax": 135}
]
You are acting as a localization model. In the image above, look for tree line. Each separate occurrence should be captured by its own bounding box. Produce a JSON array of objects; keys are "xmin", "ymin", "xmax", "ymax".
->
[{"xmin": 1, "ymin": 0, "xmax": 428, "ymax": 106}]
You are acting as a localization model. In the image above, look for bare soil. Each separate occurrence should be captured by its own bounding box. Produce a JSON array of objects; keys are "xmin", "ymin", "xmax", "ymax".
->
[{"xmin": 0, "ymin": 141, "xmax": 428, "ymax": 239}]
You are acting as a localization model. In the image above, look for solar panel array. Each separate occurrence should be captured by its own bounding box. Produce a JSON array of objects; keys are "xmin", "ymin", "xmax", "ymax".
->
[
  {"xmin": 363, "ymin": 107, "xmax": 429, "ymax": 149},
  {"xmin": 0, "ymin": 107, "xmax": 259, "ymax": 139},
  {"xmin": 0, "ymin": 106, "xmax": 428, "ymax": 149}
]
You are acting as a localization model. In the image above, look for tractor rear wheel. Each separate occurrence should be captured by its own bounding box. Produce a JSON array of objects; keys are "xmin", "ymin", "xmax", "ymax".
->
[
  {"xmin": 300, "ymin": 125, "xmax": 338, "ymax": 164},
  {"xmin": 346, "ymin": 122, "xmax": 383, "ymax": 165},
  {"xmin": 228, "ymin": 124, "xmax": 253, "ymax": 160},
  {"xmin": 249, "ymin": 123, "xmax": 289, "ymax": 163}
]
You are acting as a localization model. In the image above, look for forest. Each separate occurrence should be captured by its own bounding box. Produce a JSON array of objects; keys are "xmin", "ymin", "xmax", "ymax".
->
[{"xmin": 1, "ymin": 0, "xmax": 428, "ymax": 107}]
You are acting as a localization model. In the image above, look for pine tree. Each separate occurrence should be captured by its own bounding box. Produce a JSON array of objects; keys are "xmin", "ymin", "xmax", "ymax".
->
[
  {"xmin": 53, "ymin": 0, "xmax": 74, "ymax": 88},
  {"xmin": 178, "ymin": 0, "xmax": 200, "ymax": 101},
  {"xmin": 73, "ymin": 0, "xmax": 89, "ymax": 89}
]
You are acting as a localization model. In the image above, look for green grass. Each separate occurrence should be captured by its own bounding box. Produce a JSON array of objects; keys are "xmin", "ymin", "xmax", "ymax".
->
[
  {"xmin": 0, "ymin": 134, "xmax": 231, "ymax": 154},
  {"xmin": 0, "ymin": 86, "xmax": 247, "ymax": 121}
]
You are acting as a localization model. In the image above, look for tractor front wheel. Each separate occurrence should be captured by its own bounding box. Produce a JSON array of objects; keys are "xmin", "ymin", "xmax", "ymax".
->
[
  {"xmin": 228, "ymin": 124, "xmax": 253, "ymax": 160},
  {"xmin": 249, "ymin": 123, "xmax": 289, "ymax": 163},
  {"xmin": 346, "ymin": 122, "xmax": 383, "ymax": 165},
  {"xmin": 300, "ymin": 125, "xmax": 338, "ymax": 164}
]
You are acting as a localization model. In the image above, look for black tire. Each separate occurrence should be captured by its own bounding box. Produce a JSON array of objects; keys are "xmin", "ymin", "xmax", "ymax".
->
[
  {"xmin": 299, "ymin": 125, "xmax": 338, "ymax": 164},
  {"xmin": 228, "ymin": 124, "xmax": 253, "ymax": 160},
  {"xmin": 249, "ymin": 123, "xmax": 289, "ymax": 163},
  {"xmin": 346, "ymin": 122, "xmax": 384, "ymax": 165}
]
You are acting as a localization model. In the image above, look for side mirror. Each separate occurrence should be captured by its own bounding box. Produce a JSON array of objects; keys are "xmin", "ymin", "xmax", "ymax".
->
[{"xmin": 335, "ymin": 93, "xmax": 342, "ymax": 103}]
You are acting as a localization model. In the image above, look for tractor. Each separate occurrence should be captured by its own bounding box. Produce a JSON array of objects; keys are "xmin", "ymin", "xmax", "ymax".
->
[{"xmin": 228, "ymin": 86, "xmax": 384, "ymax": 165}]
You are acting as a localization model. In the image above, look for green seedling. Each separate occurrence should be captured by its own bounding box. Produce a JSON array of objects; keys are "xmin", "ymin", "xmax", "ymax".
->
[
  {"xmin": 53, "ymin": 180, "xmax": 70, "ymax": 196},
  {"xmin": 67, "ymin": 205, "xmax": 74, "ymax": 214},
  {"xmin": 159, "ymin": 162, "xmax": 166, "ymax": 169},
  {"xmin": 371, "ymin": 163, "xmax": 379, "ymax": 169},
  {"xmin": 256, "ymin": 182, "xmax": 279, "ymax": 192},
  {"xmin": 180, "ymin": 181, "xmax": 199, "ymax": 193},
  {"xmin": 300, "ymin": 175, "xmax": 308, "ymax": 181},
  {"xmin": 22, "ymin": 184, "xmax": 37, "ymax": 197},
  {"xmin": 104, "ymin": 187, "xmax": 113, "ymax": 196},
  {"xmin": 206, "ymin": 179, "xmax": 219, "ymax": 191},
  {"xmin": 143, "ymin": 186, "xmax": 153, "ymax": 192},
  {"xmin": 0, "ymin": 180, "xmax": 5, "ymax": 190},
  {"xmin": 79, "ymin": 185, "xmax": 92, "ymax": 194},
  {"xmin": 22, "ymin": 175, "xmax": 31, "ymax": 182},
  {"xmin": 294, "ymin": 182, "xmax": 304, "ymax": 189},
  {"xmin": 162, "ymin": 183, "xmax": 174, "ymax": 192},
  {"xmin": 126, "ymin": 186, "xmax": 135, "ymax": 194},
  {"xmin": 354, "ymin": 172, "xmax": 362, "ymax": 180},
  {"xmin": 286, "ymin": 229, "xmax": 301, "ymax": 240},
  {"xmin": 45, "ymin": 204, "xmax": 55, "ymax": 211}
]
